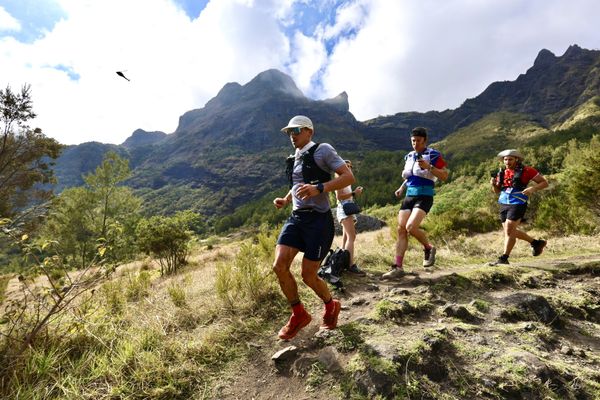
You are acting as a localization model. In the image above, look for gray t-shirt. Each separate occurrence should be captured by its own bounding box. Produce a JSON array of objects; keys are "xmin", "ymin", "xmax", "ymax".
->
[{"xmin": 291, "ymin": 143, "xmax": 346, "ymax": 212}]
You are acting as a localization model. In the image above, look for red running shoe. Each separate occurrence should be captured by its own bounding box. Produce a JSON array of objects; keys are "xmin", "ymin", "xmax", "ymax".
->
[
  {"xmin": 321, "ymin": 299, "xmax": 341, "ymax": 330},
  {"xmin": 278, "ymin": 310, "xmax": 311, "ymax": 340}
]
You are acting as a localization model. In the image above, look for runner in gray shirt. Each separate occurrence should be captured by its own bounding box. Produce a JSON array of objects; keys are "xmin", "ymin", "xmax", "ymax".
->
[{"xmin": 273, "ymin": 115, "xmax": 354, "ymax": 340}]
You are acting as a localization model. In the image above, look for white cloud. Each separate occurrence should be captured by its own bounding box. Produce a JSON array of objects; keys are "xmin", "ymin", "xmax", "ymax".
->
[
  {"xmin": 287, "ymin": 31, "xmax": 327, "ymax": 93},
  {"xmin": 0, "ymin": 6, "xmax": 21, "ymax": 32},
  {"xmin": 1, "ymin": 0, "xmax": 293, "ymax": 144},
  {"xmin": 1, "ymin": 0, "xmax": 600, "ymax": 144},
  {"xmin": 318, "ymin": 0, "xmax": 600, "ymax": 120}
]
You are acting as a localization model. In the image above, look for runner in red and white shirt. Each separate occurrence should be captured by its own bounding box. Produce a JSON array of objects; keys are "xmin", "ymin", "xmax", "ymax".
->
[{"xmin": 489, "ymin": 149, "xmax": 549, "ymax": 266}]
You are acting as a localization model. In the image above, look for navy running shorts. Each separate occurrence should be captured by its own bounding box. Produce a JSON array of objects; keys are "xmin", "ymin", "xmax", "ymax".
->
[
  {"xmin": 499, "ymin": 203, "xmax": 528, "ymax": 222},
  {"xmin": 277, "ymin": 209, "xmax": 335, "ymax": 261},
  {"xmin": 400, "ymin": 195, "xmax": 434, "ymax": 214}
]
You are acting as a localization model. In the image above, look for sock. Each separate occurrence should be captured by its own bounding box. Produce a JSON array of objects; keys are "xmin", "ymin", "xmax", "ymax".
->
[
  {"xmin": 395, "ymin": 256, "xmax": 404, "ymax": 268},
  {"xmin": 500, "ymin": 254, "xmax": 509, "ymax": 260},
  {"xmin": 324, "ymin": 297, "xmax": 335, "ymax": 312},
  {"xmin": 424, "ymin": 243, "xmax": 433, "ymax": 250},
  {"xmin": 291, "ymin": 302, "xmax": 304, "ymax": 315}
]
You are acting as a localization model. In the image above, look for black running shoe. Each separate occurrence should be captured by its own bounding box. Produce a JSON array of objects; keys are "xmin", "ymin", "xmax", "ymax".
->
[
  {"xmin": 346, "ymin": 264, "xmax": 366, "ymax": 276},
  {"xmin": 488, "ymin": 256, "xmax": 509, "ymax": 266},
  {"xmin": 531, "ymin": 239, "xmax": 547, "ymax": 256}
]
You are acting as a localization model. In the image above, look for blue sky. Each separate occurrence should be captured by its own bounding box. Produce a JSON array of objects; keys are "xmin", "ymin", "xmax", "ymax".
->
[{"xmin": 1, "ymin": 0, "xmax": 600, "ymax": 145}]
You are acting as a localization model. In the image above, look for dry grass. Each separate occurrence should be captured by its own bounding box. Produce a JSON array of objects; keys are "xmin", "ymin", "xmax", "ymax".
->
[
  {"xmin": 352, "ymin": 225, "xmax": 600, "ymax": 274},
  {"xmin": 2, "ymin": 226, "xmax": 600, "ymax": 399}
]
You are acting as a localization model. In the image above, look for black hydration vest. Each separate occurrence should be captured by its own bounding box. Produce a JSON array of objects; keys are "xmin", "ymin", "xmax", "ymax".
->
[
  {"xmin": 285, "ymin": 143, "xmax": 332, "ymax": 189},
  {"xmin": 497, "ymin": 164, "xmax": 526, "ymax": 191}
]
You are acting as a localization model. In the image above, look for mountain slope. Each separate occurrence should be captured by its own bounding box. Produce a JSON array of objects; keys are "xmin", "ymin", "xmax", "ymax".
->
[
  {"xmin": 365, "ymin": 45, "xmax": 600, "ymax": 139},
  {"xmin": 51, "ymin": 45, "xmax": 600, "ymax": 217}
]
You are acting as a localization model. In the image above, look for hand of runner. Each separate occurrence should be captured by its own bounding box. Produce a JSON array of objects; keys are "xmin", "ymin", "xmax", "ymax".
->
[
  {"xmin": 296, "ymin": 184, "xmax": 317, "ymax": 200},
  {"xmin": 273, "ymin": 197, "xmax": 289, "ymax": 209}
]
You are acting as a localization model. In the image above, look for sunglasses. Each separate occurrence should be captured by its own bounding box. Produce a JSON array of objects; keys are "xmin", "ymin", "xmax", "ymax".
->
[{"xmin": 285, "ymin": 127, "xmax": 303, "ymax": 136}]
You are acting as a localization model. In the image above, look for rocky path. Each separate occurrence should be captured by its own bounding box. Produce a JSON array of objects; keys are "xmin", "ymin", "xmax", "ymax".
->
[{"xmin": 218, "ymin": 254, "xmax": 600, "ymax": 399}]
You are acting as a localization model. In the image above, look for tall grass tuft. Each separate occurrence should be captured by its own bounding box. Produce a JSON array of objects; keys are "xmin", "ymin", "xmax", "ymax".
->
[
  {"xmin": 125, "ymin": 271, "xmax": 152, "ymax": 301},
  {"xmin": 168, "ymin": 284, "xmax": 187, "ymax": 308},
  {"xmin": 215, "ymin": 238, "xmax": 281, "ymax": 315}
]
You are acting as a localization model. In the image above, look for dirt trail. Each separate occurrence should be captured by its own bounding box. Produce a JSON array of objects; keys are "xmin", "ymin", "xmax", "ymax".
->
[{"xmin": 217, "ymin": 253, "xmax": 600, "ymax": 400}]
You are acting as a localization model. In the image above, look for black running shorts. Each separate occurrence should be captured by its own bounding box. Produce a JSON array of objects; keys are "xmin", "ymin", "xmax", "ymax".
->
[
  {"xmin": 499, "ymin": 203, "xmax": 528, "ymax": 222},
  {"xmin": 277, "ymin": 209, "xmax": 335, "ymax": 261},
  {"xmin": 400, "ymin": 195, "xmax": 434, "ymax": 214}
]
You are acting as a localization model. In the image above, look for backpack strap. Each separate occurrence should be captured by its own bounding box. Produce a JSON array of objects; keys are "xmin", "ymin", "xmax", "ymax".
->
[
  {"xmin": 301, "ymin": 143, "xmax": 331, "ymax": 185},
  {"xmin": 285, "ymin": 143, "xmax": 332, "ymax": 188}
]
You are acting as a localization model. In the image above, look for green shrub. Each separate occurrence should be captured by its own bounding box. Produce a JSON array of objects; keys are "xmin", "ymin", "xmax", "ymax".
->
[
  {"xmin": 101, "ymin": 280, "xmax": 126, "ymax": 315},
  {"xmin": 533, "ymin": 136, "xmax": 600, "ymax": 234},
  {"xmin": 215, "ymin": 242, "xmax": 280, "ymax": 313},
  {"xmin": 126, "ymin": 271, "xmax": 152, "ymax": 301},
  {"xmin": 167, "ymin": 284, "xmax": 187, "ymax": 308},
  {"xmin": 136, "ymin": 212, "xmax": 193, "ymax": 275}
]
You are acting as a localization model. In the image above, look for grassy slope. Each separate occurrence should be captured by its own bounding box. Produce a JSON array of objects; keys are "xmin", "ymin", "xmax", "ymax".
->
[
  {"xmin": 3, "ymin": 99, "xmax": 600, "ymax": 399},
  {"xmin": 2, "ymin": 224, "xmax": 599, "ymax": 399}
]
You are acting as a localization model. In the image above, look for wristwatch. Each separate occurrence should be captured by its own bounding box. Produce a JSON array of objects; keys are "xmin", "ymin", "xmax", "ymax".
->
[{"xmin": 316, "ymin": 182, "xmax": 324, "ymax": 193}]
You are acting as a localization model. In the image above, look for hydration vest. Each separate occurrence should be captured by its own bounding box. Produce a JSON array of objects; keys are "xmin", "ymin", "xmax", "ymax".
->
[
  {"xmin": 285, "ymin": 143, "xmax": 331, "ymax": 188},
  {"xmin": 497, "ymin": 164, "xmax": 527, "ymax": 191}
]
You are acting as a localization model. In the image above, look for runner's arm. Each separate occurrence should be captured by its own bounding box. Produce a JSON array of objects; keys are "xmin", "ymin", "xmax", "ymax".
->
[
  {"xmin": 522, "ymin": 174, "xmax": 548, "ymax": 196},
  {"xmin": 273, "ymin": 190, "xmax": 292, "ymax": 209}
]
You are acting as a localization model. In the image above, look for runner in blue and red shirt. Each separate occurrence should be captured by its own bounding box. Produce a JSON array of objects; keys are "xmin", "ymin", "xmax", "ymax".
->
[
  {"xmin": 383, "ymin": 127, "xmax": 449, "ymax": 280},
  {"xmin": 489, "ymin": 149, "xmax": 549, "ymax": 265}
]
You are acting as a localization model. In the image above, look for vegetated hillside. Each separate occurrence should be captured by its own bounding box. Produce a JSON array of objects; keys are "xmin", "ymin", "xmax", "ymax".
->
[
  {"xmin": 2, "ymin": 226, "xmax": 599, "ymax": 399},
  {"xmin": 435, "ymin": 97, "xmax": 600, "ymax": 175},
  {"xmin": 364, "ymin": 45, "xmax": 600, "ymax": 139},
  {"xmin": 51, "ymin": 45, "xmax": 600, "ymax": 218},
  {"xmin": 52, "ymin": 142, "xmax": 126, "ymax": 191}
]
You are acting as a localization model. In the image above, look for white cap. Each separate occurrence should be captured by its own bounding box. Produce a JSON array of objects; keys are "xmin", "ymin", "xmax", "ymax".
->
[
  {"xmin": 280, "ymin": 115, "xmax": 313, "ymax": 133},
  {"xmin": 497, "ymin": 149, "xmax": 524, "ymax": 160}
]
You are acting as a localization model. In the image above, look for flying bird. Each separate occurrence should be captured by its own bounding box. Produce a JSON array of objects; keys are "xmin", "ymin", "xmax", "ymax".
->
[{"xmin": 116, "ymin": 71, "xmax": 130, "ymax": 81}]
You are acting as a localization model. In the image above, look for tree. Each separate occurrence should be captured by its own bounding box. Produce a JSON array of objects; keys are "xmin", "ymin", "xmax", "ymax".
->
[
  {"xmin": 136, "ymin": 212, "xmax": 194, "ymax": 275},
  {"xmin": 41, "ymin": 152, "xmax": 141, "ymax": 267},
  {"xmin": 561, "ymin": 136, "xmax": 600, "ymax": 218},
  {"xmin": 0, "ymin": 84, "xmax": 62, "ymax": 218}
]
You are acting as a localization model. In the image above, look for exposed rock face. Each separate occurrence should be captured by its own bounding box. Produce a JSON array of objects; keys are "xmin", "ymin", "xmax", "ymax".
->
[{"xmin": 121, "ymin": 129, "xmax": 167, "ymax": 149}]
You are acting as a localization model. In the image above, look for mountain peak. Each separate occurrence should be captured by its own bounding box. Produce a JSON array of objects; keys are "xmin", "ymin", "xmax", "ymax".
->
[
  {"xmin": 245, "ymin": 69, "xmax": 305, "ymax": 98},
  {"xmin": 564, "ymin": 44, "xmax": 583, "ymax": 57},
  {"xmin": 533, "ymin": 48, "xmax": 556, "ymax": 67},
  {"xmin": 121, "ymin": 129, "xmax": 167, "ymax": 149},
  {"xmin": 322, "ymin": 91, "xmax": 349, "ymax": 112}
]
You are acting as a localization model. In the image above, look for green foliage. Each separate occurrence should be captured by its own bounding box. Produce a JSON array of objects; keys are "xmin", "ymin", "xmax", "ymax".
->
[
  {"xmin": 135, "ymin": 212, "xmax": 194, "ymax": 275},
  {"xmin": 167, "ymin": 284, "xmax": 187, "ymax": 308},
  {"xmin": 215, "ymin": 240, "xmax": 280, "ymax": 313},
  {"xmin": 101, "ymin": 281, "xmax": 127, "ymax": 315},
  {"xmin": 125, "ymin": 271, "xmax": 152, "ymax": 301},
  {"xmin": 213, "ymin": 186, "xmax": 289, "ymax": 233},
  {"xmin": 0, "ymin": 237, "xmax": 111, "ymax": 354},
  {"xmin": 0, "ymin": 84, "xmax": 62, "ymax": 218},
  {"xmin": 41, "ymin": 152, "xmax": 141, "ymax": 267},
  {"xmin": 353, "ymin": 151, "xmax": 407, "ymax": 207},
  {"xmin": 423, "ymin": 176, "xmax": 498, "ymax": 239},
  {"xmin": 561, "ymin": 135, "xmax": 600, "ymax": 216},
  {"xmin": 533, "ymin": 136, "xmax": 600, "ymax": 234}
]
